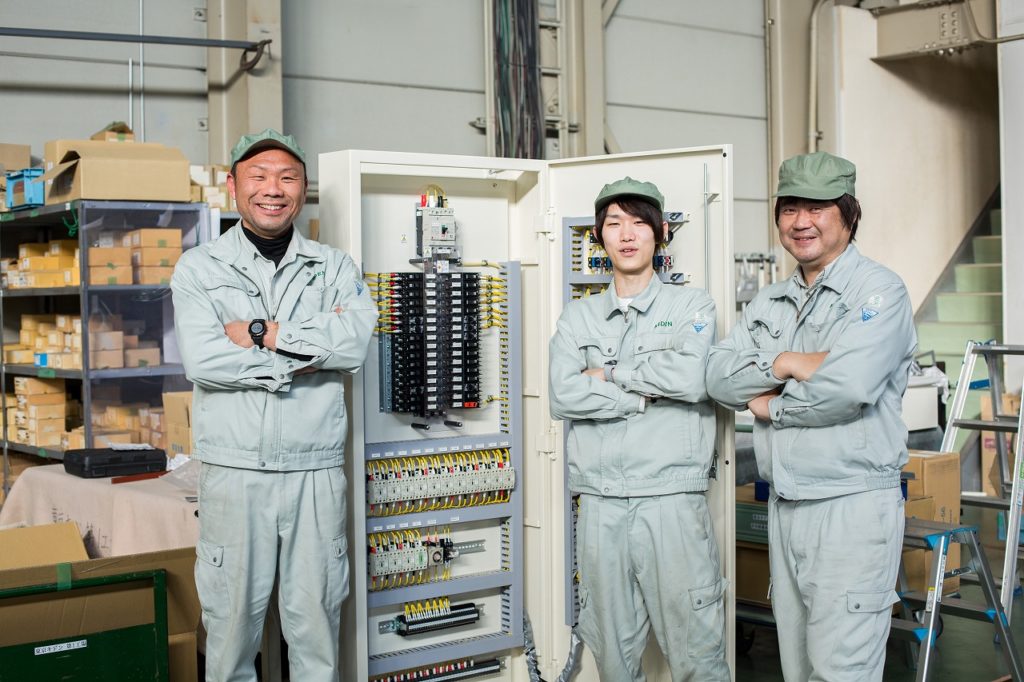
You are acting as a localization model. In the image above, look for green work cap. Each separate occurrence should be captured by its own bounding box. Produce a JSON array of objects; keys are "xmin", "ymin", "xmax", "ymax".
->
[
  {"xmin": 775, "ymin": 151, "xmax": 855, "ymax": 200},
  {"xmin": 230, "ymin": 129, "xmax": 306, "ymax": 167},
  {"xmin": 594, "ymin": 176, "xmax": 664, "ymax": 213}
]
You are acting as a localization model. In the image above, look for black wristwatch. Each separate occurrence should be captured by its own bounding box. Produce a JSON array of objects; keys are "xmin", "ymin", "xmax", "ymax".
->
[{"xmin": 248, "ymin": 318, "xmax": 267, "ymax": 348}]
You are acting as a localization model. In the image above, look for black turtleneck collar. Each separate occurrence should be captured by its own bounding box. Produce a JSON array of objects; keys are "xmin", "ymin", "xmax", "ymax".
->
[{"xmin": 242, "ymin": 225, "xmax": 293, "ymax": 267}]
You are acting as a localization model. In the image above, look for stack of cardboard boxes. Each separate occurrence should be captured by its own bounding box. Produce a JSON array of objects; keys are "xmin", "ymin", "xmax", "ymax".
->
[
  {"xmin": 59, "ymin": 389, "xmax": 189, "ymax": 452},
  {"xmin": 902, "ymin": 449, "xmax": 962, "ymax": 594},
  {"xmin": 10, "ymin": 377, "xmax": 67, "ymax": 448},
  {"xmin": 88, "ymin": 228, "xmax": 182, "ymax": 286},
  {"xmin": 1, "ymin": 314, "xmax": 84, "ymax": 369},
  {"xmin": 189, "ymin": 164, "xmax": 235, "ymax": 211},
  {"xmin": 87, "ymin": 314, "xmax": 162, "ymax": 369},
  {"xmin": 88, "ymin": 228, "xmax": 183, "ymax": 286},
  {"xmin": 162, "ymin": 391, "xmax": 193, "ymax": 456},
  {"xmin": 3, "ymin": 240, "xmax": 80, "ymax": 290}
]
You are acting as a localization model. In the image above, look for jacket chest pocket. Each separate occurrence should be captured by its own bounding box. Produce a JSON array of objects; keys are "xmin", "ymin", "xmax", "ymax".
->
[
  {"xmin": 806, "ymin": 301, "xmax": 849, "ymax": 341},
  {"xmin": 577, "ymin": 335, "xmax": 619, "ymax": 368},
  {"xmin": 296, "ymin": 282, "xmax": 339, "ymax": 316},
  {"xmin": 748, "ymin": 316, "xmax": 783, "ymax": 349},
  {"xmin": 634, "ymin": 332, "xmax": 676, "ymax": 356},
  {"xmin": 203, "ymin": 276, "xmax": 262, "ymax": 321}
]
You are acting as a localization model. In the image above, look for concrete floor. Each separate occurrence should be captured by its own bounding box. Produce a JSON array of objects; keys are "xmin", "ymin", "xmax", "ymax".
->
[{"xmin": 734, "ymin": 505, "xmax": 1022, "ymax": 681}]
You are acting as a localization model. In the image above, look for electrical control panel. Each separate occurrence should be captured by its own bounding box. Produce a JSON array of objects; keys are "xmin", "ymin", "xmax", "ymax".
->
[
  {"xmin": 321, "ymin": 151, "xmax": 531, "ymax": 682},
  {"xmin": 321, "ymin": 147, "xmax": 737, "ymax": 682}
]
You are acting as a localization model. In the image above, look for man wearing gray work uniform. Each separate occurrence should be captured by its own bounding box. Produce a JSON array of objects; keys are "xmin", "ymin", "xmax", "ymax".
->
[
  {"xmin": 707, "ymin": 152, "xmax": 916, "ymax": 681},
  {"xmin": 549, "ymin": 178, "xmax": 729, "ymax": 681},
  {"xmin": 172, "ymin": 130, "xmax": 377, "ymax": 681}
]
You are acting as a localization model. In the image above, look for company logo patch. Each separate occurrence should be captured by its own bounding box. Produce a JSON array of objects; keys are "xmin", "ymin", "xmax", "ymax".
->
[
  {"xmin": 654, "ymin": 320, "xmax": 673, "ymax": 330},
  {"xmin": 866, "ymin": 294, "xmax": 884, "ymax": 307},
  {"xmin": 692, "ymin": 313, "xmax": 709, "ymax": 333},
  {"xmin": 861, "ymin": 307, "xmax": 879, "ymax": 322},
  {"xmin": 355, "ymin": 280, "xmax": 365, "ymax": 295}
]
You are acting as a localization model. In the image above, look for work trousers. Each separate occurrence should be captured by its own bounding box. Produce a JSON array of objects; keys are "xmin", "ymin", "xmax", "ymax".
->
[
  {"xmin": 195, "ymin": 463, "xmax": 349, "ymax": 682},
  {"xmin": 769, "ymin": 487, "xmax": 904, "ymax": 681},
  {"xmin": 575, "ymin": 492, "xmax": 730, "ymax": 681}
]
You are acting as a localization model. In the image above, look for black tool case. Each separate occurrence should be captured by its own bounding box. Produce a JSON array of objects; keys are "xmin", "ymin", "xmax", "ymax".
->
[{"xmin": 63, "ymin": 448, "xmax": 167, "ymax": 478}]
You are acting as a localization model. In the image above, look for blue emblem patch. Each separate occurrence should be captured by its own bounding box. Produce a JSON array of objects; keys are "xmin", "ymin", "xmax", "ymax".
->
[
  {"xmin": 355, "ymin": 280, "xmax": 365, "ymax": 295},
  {"xmin": 692, "ymin": 312, "xmax": 709, "ymax": 333},
  {"xmin": 861, "ymin": 307, "xmax": 878, "ymax": 321}
]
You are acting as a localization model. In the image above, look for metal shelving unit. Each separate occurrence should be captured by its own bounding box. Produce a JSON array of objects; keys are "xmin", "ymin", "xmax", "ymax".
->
[{"xmin": 0, "ymin": 201, "xmax": 207, "ymax": 482}]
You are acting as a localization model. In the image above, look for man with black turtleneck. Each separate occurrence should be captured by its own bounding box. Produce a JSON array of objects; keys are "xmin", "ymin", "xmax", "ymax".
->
[{"xmin": 171, "ymin": 130, "xmax": 377, "ymax": 682}]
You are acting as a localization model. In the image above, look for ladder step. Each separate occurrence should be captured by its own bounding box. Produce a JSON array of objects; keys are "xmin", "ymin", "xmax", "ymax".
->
[
  {"xmin": 900, "ymin": 592, "xmax": 998, "ymax": 623},
  {"xmin": 961, "ymin": 492, "xmax": 1011, "ymax": 510},
  {"xmin": 890, "ymin": 617, "xmax": 929, "ymax": 642},
  {"xmin": 951, "ymin": 418, "xmax": 1019, "ymax": 433},
  {"xmin": 971, "ymin": 344, "xmax": 1024, "ymax": 356}
]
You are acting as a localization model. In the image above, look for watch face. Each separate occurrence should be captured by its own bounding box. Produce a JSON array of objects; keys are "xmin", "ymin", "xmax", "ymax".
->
[{"xmin": 250, "ymin": 321, "xmax": 266, "ymax": 335}]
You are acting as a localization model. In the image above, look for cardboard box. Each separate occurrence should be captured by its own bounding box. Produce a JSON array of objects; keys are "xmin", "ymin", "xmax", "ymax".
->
[
  {"xmin": 89, "ymin": 265, "xmax": 132, "ymax": 286},
  {"xmin": 89, "ymin": 246, "xmax": 131, "ymax": 268},
  {"xmin": 162, "ymin": 392, "xmax": 192, "ymax": 427},
  {"xmin": 91, "ymin": 121, "xmax": 135, "ymax": 142},
  {"xmin": 167, "ymin": 423, "xmax": 193, "ymax": 455},
  {"xmin": 55, "ymin": 314, "xmax": 78, "ymax": 332},
  {"xmin": 5, "ymin": 348, "xmax": 35, "ymax": 364},
  {"xmin": 0, "ymin": 143, "xmax": 31, "ymax": 174},
  {"xmin": 23, "ymin": 403, "xmax": 65, "ymax": 420},
  {"xmin": 13, "ymin": 376, "xmax": 64, "ymax": 395},
  {"xmin": 0, "ymin": 535, "xmax": 200, "ymax": 682},
  {"xmin": 124, "ymin": 347, "xmax": 162, "ymax": 368},
  {"xmin": 25, "ymin": 271, "xmax": 66, "ymax": 288},
  {"xmin": 125, "ymin": 228, "xmax": 183, "ymax": 249},
  {"xmin": 89, "ymin": 349, "xmax": 125, "ymax": 369},
  {"xmin": 134, "ymin": 266, "xmax": 175, "ymax": 285},
  {"xmin": 19, "ymin": 255, "xmax": 74, "ymax": 271},
  {"xmin": 90, "ymin": 331, "xmax": 125, "ymax": 351},
  {"xmin": 735, "ymin": 541, "xmax": 771, "ymax": 607},
  {"xmin": 132, "ymin": 247, "xmax": 182, "ymax": 268},
  {"xmin": 39, "ymin": 141, "xmax": 190, "ymax": 205},
  {"xmin": 17, "ymin": 243, "xmax": 48, "ymax": 260},
  {"xmin": 0, "ymin": 523, "xmax": 88, "ymax": 570},
  {"xmin": 64, "ymin": 267, "xmax": 81, "ymax": 286},
  {"xmin": 903, "ymin": 450, "xmax": 961, "ymax": 593},
  {"xmin": 21, "ymin": 313, "xmax": 55, "ymax": 329},
  {"xmin": 48, "ymin": 239, "xmax": 78, "ymax": 257},
  {"xmin": 88, "ymin": 314, "xmax": 123, "ymax": 332},
  {"xmin": 16, "ymin": 392, "xmax": 65, "ymax": 407}
]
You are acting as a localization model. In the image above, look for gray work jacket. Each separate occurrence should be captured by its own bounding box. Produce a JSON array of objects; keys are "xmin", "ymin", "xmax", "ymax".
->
[
  {"xmin": 707, "ymin": 244, "xmax": 916, "ymax": 500},
  {"xmin": 550, "ymin": 276, "xmax": 717, "ymax": 497},
  {"xmin": 171, "ymin": 223, "xmax": 377, "ymax": 471}
]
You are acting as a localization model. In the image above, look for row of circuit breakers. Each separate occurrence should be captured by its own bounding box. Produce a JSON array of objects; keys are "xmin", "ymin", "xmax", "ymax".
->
[{"xmin": 361, "ymin": 189, "xmax": 519, "ymax": 682}]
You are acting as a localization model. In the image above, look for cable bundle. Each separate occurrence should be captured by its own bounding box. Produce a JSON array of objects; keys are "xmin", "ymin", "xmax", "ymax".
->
[{"xmin": 493, "ymin": 0, "xmax": 543, "ymax": 159}]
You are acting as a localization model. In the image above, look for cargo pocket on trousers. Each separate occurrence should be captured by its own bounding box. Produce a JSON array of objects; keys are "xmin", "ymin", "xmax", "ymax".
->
[
  {"xmin": 575, "ymin": 584, "xmax": 600, "ymax": 660},
  {"xmin": 833, "ymin": 589, "xmax": 899, "ymax": 670},
  {"xmin": 688, "ymin": 577, "xmax": 727, "ymax": 659},
  {"xmin": 195, "ymin": 540, "xmax": 227, "ymax": 619},
  {"xmin": 330, "ymin": 534, "xmax": 350, "ymax": 604}
]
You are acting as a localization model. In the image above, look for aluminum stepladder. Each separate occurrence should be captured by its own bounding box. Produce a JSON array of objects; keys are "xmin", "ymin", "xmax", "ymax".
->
[
  {"xmin": 892, "ymin": 517, "xmax": 1024, "ymax": 681},
  {"xmin": 940, "ymin": 341, "xmax": 1024, "ymax": 623}
]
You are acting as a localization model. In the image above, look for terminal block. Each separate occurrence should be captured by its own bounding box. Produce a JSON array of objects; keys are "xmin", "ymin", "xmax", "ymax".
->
[
  {"xmin": 371, "ymin": 658, "xmax": 502, "ymax": 682},
  {"xmin": 366, "ymin": 449, "xmax": 514, "ymax": 517},
  {"xmin": 367, "ymin": 528, "xmax": 486, "ymax": 591},
  {"xmin": 379, "ymin": 597, "xmax": 482, "ymax": 637}
]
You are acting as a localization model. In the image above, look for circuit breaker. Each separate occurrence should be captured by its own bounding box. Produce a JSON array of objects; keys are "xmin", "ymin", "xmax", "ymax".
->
[{"xmin": 320, "ymin": 148, "xmax": 737, "ymax": 682}]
